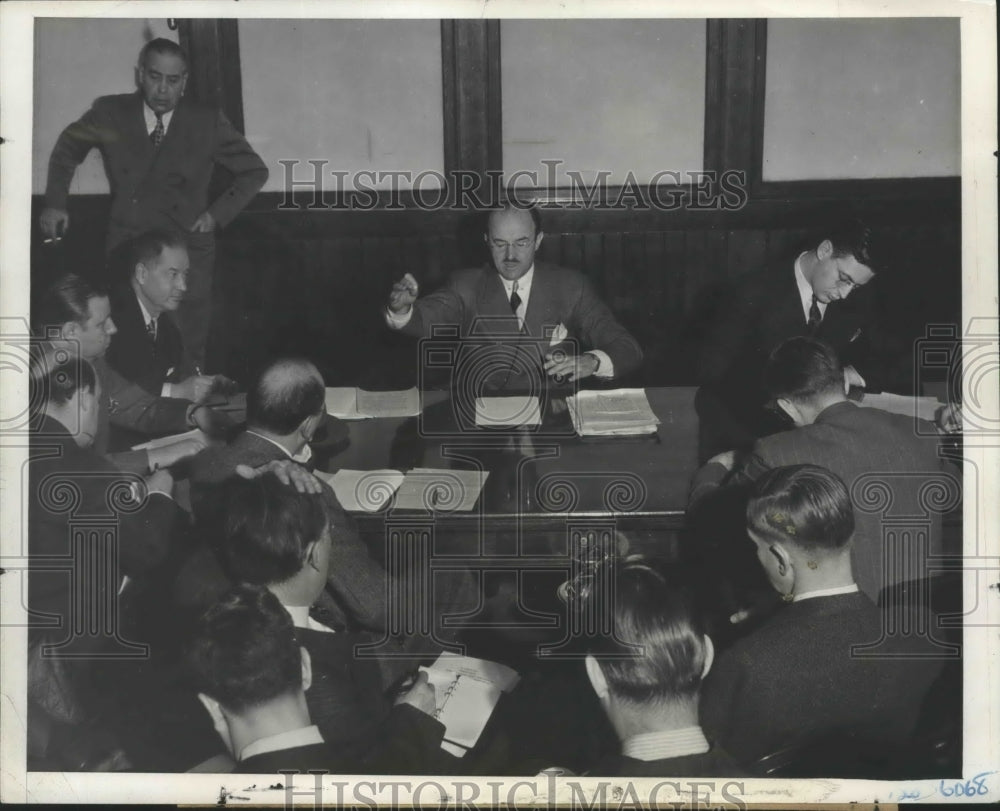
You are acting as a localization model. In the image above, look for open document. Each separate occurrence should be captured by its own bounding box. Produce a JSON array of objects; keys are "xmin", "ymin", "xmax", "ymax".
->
[
  {"xmin": 324, "ymin": 387, "xmax": 421, "ymax": 419},
  {"xmin": 130, "ymin": 427, "xmax": 209, "ymax": 451},
  {"xmin": 316, "ymin": 467, "xmax": 488, "ymax": 512},
  {"xmin": 566, "ymin": 389, "xmax": 661, "ymax": 436},
  {"xmin": 475, "ymin": 396, "xmax": 542, "ymax": 427},
  {"xmin": 314, "ymin": 469, "xmax": 405, "ymax": 512},
  {"xmin": 419, "ymin": 653, "xmax": 520, "ymax": 755}
]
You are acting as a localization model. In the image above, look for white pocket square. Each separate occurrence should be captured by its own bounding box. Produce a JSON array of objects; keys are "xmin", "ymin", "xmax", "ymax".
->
[{"xmin": 549, "ymin": 323, "xmax": 568, "ymax": 347}]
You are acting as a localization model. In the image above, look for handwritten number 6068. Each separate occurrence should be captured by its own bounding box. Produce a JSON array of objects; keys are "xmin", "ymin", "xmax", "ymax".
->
[{"xmin": 939, "ymin": 771, "xmax": 993, "ymax": 797}]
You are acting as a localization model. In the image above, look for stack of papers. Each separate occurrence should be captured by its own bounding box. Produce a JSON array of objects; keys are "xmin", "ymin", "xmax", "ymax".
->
[
  {"xmin": 131, "ymin": 427, "xmax": 209, "ymax": 451},
  {"xmin": 475, "ymin": 396, "xmax": 541, "ymax": 427},
  {"xmin": 315, "ymin": 467, "xmax": 488, "ymax": 512},
  {"xmin": 566, "ymin": 389, "xmax": 660, "ymax": 436},
  {"xmin": 860, "ymin": 392, "xmax": 942, "ymax": 423},
  {"xmin": 419, "ymin": 653, "xmax": 520, "ymax": 756},
  {"xmin": 324, "ymin": 387, "xmax": 421, "ymax": 419}
]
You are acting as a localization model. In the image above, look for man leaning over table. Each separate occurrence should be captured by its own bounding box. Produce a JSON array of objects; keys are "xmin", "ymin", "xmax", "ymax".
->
[{"xmin": 385, "ymin": 203, "xmax": 643, "ymax": 391}]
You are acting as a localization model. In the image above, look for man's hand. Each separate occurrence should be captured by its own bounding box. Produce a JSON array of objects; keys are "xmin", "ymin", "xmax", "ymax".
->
[
  {"xmin": 544, "ymin": 351, "xmax": 599, "ymax": 382},
  {"xmin": 936, "ymin": 402, "xmax": 963, "ymax": 435},
  {"xmin": 145, "ymin": 467, "xmax": 175, "ymax": 496},
  {"xmin": 843, "ymin": 365, "xmax": 866, "ymax": 394},
  {"xmin": 394, "ymin": 671, "xmax": 437, "ymax": 717},
  {"xmin": 189, "ymin": 404, "xmax": 236, "ymax": 438},
  {"xmin": 388, "ymin": 273, "xmax": 419, "ymax": 315},
  {"xmin": 173, "ymin": 374, "xmax": 218, "ymax": 403},
  {"xmin": 147, "ymin": 436, "xmax": 207, "ymax": 471},
  {"xmin": 707, "ymin": 450, "xmax": 737, "ymax": 471},
  {"xmin": 235, "ymin": 460, "xmax": 324, "ymax": 494},
  {"xmin": 190, "ymin": 211, "xmax": 217, "ymax": 233},
  {"xmin": 40, "ymin": 208, "xmax": 69, "ymax": 240}
]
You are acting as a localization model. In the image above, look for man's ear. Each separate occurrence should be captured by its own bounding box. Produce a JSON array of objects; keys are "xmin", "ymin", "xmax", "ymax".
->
[
  {"xmin": 584, "ymin": 654, "xmax": 609, "ymax": 700},
  {"xmin": 135, "ymin": 262, "xmax": 149, "ymax": 286},
  {"xmin": 816, "ymin": 239, "xmax": 833, "ymax": 260},
  {"xmin": 769, "ymin": 542, "xmax": 791, "ymax": 575},
  {"xmin": 298, "ymin": 411, "xmax": 322, "ymax": 441},
  {"xmin": 61, "ymin": 320, "xmax": 80, "ymax": 341},
  {"xmin": 304, "ymin": 539, "xmax": 321, "ymax": 573},
  {"xmin": 775, "ymin": 397, "xmax": 800, "ymax": 424},
  {"xmin": 300, "ymin": 647, "xmax": 313, "ymax": 693},
  {"xmin": 534, "ymin": 230, "xmax": 545, "ymax": 250},
  {"xmin": 701, "ymin": 634, "xmax": 715, "ymax": 680}
]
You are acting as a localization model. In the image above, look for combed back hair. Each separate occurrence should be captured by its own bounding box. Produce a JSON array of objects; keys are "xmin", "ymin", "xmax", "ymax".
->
[
  {"xmin": 127, "ymin": 229, "xmax": 187, "ymax": 281},
  {"xmin": 187, "ymin": 585, "xmax": 301, "ymax": 712},
  {"xmin": 246, "ymin": 358, "xmax": 325, "ymax": 435},
  {"xmin": 217, "ymin": 472, "xmax": 329, "ymax": 586},
  {"xmin": 29, "ymin": 347, "xmax": 96, "ymax": 410},
  {"xmin": 763, "ymin": 337, "xmax": 844, "ymax": 402},
  {"xmin": 747, "ymin": 464, "xmax": 855, "ymax": 553},
  {"xmin": 586, "ymin": 560, "xmax": 709, "ymax": 704},
  {"xmin": 139, "ymin": 37, "xmax": 189, "ymax": 70},
  {"xmin": 33, "ymin": 274, "xmax": 106, "ymax": 336},
  {"xmin": 487, "ymin": 201, "xmax": 543, "ymax": 236},
  {"xmin": 824, "ymin": 217, "xmax": 880, "ymax": 273}
]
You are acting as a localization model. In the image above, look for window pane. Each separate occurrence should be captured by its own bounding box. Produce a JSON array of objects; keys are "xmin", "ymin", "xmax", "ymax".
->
[
  {"xmin": 502, "ymin": 20, "xmax": 706, "ymax": 189},
  {"xmin": 763, "ymin": 18, "xmax": 960, "ymax": 180},
  {"xmin": 240, "ymin": 20, "xmax": 444, "ymax": 192}
]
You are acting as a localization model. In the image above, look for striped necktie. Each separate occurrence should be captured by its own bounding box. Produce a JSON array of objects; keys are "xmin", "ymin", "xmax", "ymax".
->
[{"xmin": 150, "ymin": 113, "xmax": 165, "ymax": 147}]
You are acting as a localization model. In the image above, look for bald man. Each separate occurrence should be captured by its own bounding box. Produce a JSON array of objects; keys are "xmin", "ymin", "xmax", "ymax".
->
[{"xmin": 386, "ymin": 205, "xmax": 643, "ymax": 392}]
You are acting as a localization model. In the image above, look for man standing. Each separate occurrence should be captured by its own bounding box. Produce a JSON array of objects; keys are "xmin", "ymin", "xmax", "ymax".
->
[
  {"xmin": 385, "ymin": 204, "xmax": 643, "ymax": 392},
  {"xmin": 696, "ymin": 218, "xmax": 900, "ymax": 456},
  {"xmin": 40, "ymin": 38, "xmax": 268, "ymax": 369}
]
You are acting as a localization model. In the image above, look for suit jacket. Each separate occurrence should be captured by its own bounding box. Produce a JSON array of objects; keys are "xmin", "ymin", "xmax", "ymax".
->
[
  {"xmin": 107, "ymin": 286, "xmax": 189, "ymax": 396},
  {"xmin": 690, "ymin": 401, "xmax": 951, "ymax": 602},
  {"xmin": 698, "ymin": 260, "xmax": 899, "ymax": 442},
  {"xmin": 92, "ymin": 355, "xmax": 192, "ymax": 473},
  {"xmin": 398, "ymin": 263, "xmax": 643, "ymax": 390},
  {"xmin": 187, "ymin": 431, "xmax": 389, "ymax": 632},
  {"xmin": 700, "ymin": 592, "xmax": 942, "ymax": 765},
  {"xmin": 45, "ymin": 92, "xmax": 267, "ymax": 243},
  {"xmin": 28, "ymin": 416, "xmax": 184, "ymax": 654}
]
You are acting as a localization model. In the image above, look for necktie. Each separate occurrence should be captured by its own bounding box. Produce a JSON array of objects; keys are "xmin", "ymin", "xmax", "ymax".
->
[
  {"xmin": 509, "ymin": 280, "xmax": 525, "ymax": 330},
  {"xmin": 150, "ymin": 113, "xmax": 164, "ymax": 147},
  {"xmin": 146, "ymin": 319, "xmax": 157, "ymax": 343},
  {"xmin": 807, "ymin": 295, "xmax": 822, "ymax": 331}
]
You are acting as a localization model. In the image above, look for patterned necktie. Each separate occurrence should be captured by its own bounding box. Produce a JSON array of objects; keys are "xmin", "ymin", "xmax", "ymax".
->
[
  {"xmin": 150, "ymin": 113, "xmax": 164, "ymax": 147},
  {"xmin": 807, "ymin": 295, "xmax": 822, "ymax": 331},
  {"xmin": 146, "ymin": 319, "xmax": 157, "ymax": 343},
  {"xmin": 509, "ymin": 280, "xmax": 525, "ymax": 330}
]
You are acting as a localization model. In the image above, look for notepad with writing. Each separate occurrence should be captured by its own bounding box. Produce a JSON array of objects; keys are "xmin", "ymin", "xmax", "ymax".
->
[
  {"xmin": 392, "ymin": 468, "xmax": 489, "ymax": 512},
  {"xmin": 419, "ymin": 653, "xmax": 520, "ymax": 754}
]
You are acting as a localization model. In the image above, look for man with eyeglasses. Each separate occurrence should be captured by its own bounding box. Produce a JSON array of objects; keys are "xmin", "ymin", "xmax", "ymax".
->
[
  {"xmin": 695, "ymin": 218, "xmax": 901, "ymax": 458},
  {"xmin": 384, "ymin": 203, "xmax": 643, "ymax": 392}
]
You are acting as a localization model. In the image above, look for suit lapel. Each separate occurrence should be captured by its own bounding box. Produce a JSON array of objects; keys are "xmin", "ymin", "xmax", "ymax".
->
[{"xmin": 125, "ymin": 93, "xmax": 157, "ymax": 167}]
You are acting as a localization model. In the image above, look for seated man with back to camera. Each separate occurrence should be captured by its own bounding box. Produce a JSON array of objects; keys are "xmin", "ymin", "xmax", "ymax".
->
[
  {"xmin": 700, "ymin": 465, "xmax": 944, "ymax": 771},
  {"xmin": 385, "ymin": 203, "xmax": 643, "ymax": 392}
]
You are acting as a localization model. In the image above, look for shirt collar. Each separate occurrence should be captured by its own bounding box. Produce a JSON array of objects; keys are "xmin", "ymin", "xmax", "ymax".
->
[
  {"xmin": 793, "ymin": 583, "xmax": 859, "ymax": 603},
  {"xmin": 245, "ymin": 429, "xmax": 313, "ymax": 465},
  {"xmin": 135, "ymin": 291, "xmax": 157, "ymax": 327},
  {"xmin": 794, "ymin": 253, "xmax": 827, "ymax": 321},
  {"xmin": 143, "ymin": 102, "xmax": 175, "ymax": 133},
  {"xmin": 621, "ymin": 725, "xmax": 710, "ymax": 762},
  {"xmin": 497, "ymin": 264, "xmax": 535, "ymax": 299},
  {"xmin": 239, "ymin": 725, "xmax": 323, "ymax": 762},
  {"xmin": 283, "ymin": 604, "xmax": 335, "ymax": 634}
]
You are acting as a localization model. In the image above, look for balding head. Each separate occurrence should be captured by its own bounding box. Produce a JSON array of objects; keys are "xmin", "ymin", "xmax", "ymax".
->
[
  {"xmin": 246, "ymin": 358, "xmax": 325, "ymax": 436},
  {"xmin": 485, "ymin": 204, "xmax": 544, "ymax": 281}
]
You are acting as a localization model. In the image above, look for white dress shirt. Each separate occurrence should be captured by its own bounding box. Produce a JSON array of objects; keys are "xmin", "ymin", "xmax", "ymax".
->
[
  {"xmin": 238, "ymin": 725, "xmax": 324, "ymax": 762},
  {"xmin": 245, "ymin": 429, "xmax": 313, "ymax": 465},
  {"xmin": 143, "ymin": 103, "xmax": 174, "ymax": 136},
  {"xmin": 792, "ymin": 583, "xmax": 859, "ymax": 603},
  {"xmin": 621, "ymin": 725, "xmax": 711, "ymax": 761},
  {"xmin": 282, "ymin": 603, "xmax": 336, "ymax": 634},
  {"xmin": 794, "ymin": 253, "xmax": 827, "ymax": 324}
]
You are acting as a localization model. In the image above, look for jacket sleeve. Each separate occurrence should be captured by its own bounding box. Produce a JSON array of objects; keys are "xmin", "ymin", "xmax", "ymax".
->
[
  {"xmin": 44, "ymin": 98, "xmax": 113, "ymax": 210},
  {"xmin": 571, "ymin": 274, "xmax": 643, "ymax": 378},
  {"xmin": 356, "ymin": 704, "xmax": 457, "ymax": 774},
  {"xmin": 396, "ymin": 284, "xmax": 467, "ymax": 339},
  {"xmin": 206, "ymin": 110, "xmax": 269, "ymax": 227},
  {"xmin": 104, "ymin": 363, "xmax": 192, "ymax": 436}
]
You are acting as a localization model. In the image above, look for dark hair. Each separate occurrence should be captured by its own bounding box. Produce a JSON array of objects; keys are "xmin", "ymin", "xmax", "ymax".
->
[
  {"xmin": 33, "ymin": 274, "xmax": 107, "ymax": 337},
  {"xmin": 217, "ymin": 472, "xmax": 329, "ymax": 586},
  {"xmin": 126, "ymin": 229, "xmax": 188, "ymax": 282},
  {"xmin": 29, "ymin": 346, "xmax": 96, "ymax": 410},
  {"xmin": 586, "ymin": 561, "xmax": 709, "ymax": 703},
  {"xmin": 139, "ymin": 38, "xmax": 189, "ymax": 70},
  {"xmin": 747, "ymin": 464, "xmax": 855, "ymax": 552},
  {"xmin": 763, "ymin": 337, "xmax": 844, "ymax": 402},
  {"xmin": 823, "ymin": 217, "xmax": 880, "ymax": 273},
  {"xmin": 487, "ymin": 202, "xmax": 543, "ymax": 237},
  {"xmin": 246, "ymin": 358, "xmax": 325, "ymax": 435},
  {"xmin": 187, "ymin": 585, "xmax": 302, "ymax": 712}
]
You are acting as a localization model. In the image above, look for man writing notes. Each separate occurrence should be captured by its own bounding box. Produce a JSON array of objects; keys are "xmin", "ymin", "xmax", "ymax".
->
[
  {"xmin": 385, "ymin": 204, "xmax": 643, "ymax": 392},
  {"xmin": 40, "ymin": 38, "xmax": 268, "ymax": 369},
  {"xmin": 696, "ymin": 218, "xmax": 900, "ymax": 457}
]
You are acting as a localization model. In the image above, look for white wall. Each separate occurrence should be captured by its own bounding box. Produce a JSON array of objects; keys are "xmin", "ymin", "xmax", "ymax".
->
[
  {"xmin": 32, "ymin": 18, "xmax": 179, "ymax": 195},
  {"xmin": 763, "ymin": 18, "xmax": 960, "ymax": 180}
]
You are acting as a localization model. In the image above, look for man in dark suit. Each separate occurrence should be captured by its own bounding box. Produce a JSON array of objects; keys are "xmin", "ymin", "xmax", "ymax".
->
[
  {"xmin": 690, "ymin": 337, "xmax": 952, "ymax": 604},
  {"xmin": 40, "ymin": 37, "xmax": 268, "ymax": 369},
  {"xmin": 700, "ymin": 466, "xmax": 943, "ymax": 769},
  {"xmin": 34, "ymin": 273, "xmax": 221, "ymax": 475},
  {"xmin": 107, "ymin": 230, "xmax": 221, "ymax": 399},
  {"xmin": 582, "ymin": 561, "xmax": 742, "ymax": 777},
  {"xmin": 386, "ymin": 204, "xmax": 643, "ymax": 392},
  {"xmin": 696, "ymin": 218, "xmax": 899, "ymax": 457}
]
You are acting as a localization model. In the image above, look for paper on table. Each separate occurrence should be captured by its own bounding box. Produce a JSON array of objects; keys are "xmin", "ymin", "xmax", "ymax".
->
[
  {"xmin": 861, "ymin": 392, "xmax": 942, "ymax": 423},
  {"xmin": 356, "ymin": 387, "xmax": 421, "ymax": 418},
  {"xmin": 393, "ymin": 468, "xmax": 489, "ymax": 512},
  {"xmin": 324, "ymin": 387, "xmax": 365, "ymax": 419},
  {"xmin": 567, "ymin": 389, "xmax": 660, "ymax": 436},
  {"xmin": 419, "ymin": 653, "xmax": 520, "ymax": 752},
  {"xmin": 475, "ymin": 396, "xmax": 541, "ymax": 427},
  {"xmin": 131, "ymin": 428, "xmax": 209, "ymax": 451},
  {"xmin": 314, "ymin": 469, "xmax": 404, "ymax": 512}
]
